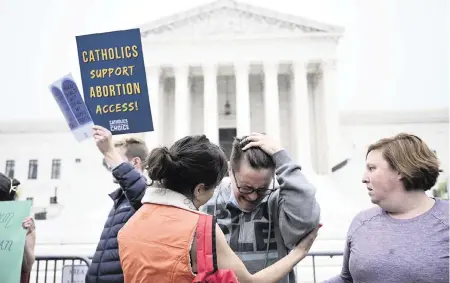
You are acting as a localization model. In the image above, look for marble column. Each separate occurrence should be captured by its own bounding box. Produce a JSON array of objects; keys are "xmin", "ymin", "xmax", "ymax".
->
[
  {"xmin": 263, "ymin": 62, "xmax": 280, "ymax": 140},
  {"xmin": 174, "ymin": 65, "xmax": 190, "ymax": 140},
  {"xmin": 203, "ymin": 64, "xmax": 219, "ymax": 144},
  {"xmin": 291, "ymin": 61, "xmax": 312, "ymax": 168},
  {"xmin": 145, "ymin": 65, "xmax": 161, "ymax": 149},
  {"xmin": 234, "ymin": 63, "xmax": 251, "ymax": 137}
]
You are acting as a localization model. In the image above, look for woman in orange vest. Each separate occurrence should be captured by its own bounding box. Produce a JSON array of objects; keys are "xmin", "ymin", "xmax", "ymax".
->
[{"xmin": 118, "ymin": 135, "xmax": 319, "ymax": 283}]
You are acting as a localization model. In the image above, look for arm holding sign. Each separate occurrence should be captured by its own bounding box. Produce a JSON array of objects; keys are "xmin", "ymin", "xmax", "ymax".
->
[
  {"xmin": 93, "ymin": 125, "xmax": 126, "ymax": 169},
  {"xmin": 93, "ymin": 125, "xmax": 148, "ymax": 210},
  {"xmin": 22, "ymin": 217, "xmax": 36, "ymax": 273},
  {"xmin": 111, "ymin": 162, "xmax": 148, "ymax": 210}
]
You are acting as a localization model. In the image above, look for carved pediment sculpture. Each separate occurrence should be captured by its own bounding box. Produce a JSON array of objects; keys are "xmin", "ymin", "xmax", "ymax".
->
[{"xmin": 140, "ymin": 0, "xmax": 343, "ymax": 39}]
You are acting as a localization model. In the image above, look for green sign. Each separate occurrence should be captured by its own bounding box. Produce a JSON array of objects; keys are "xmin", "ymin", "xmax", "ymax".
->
[{"xmin": 0, "ymin": 200, "xmax": 32, "ymax": 283}]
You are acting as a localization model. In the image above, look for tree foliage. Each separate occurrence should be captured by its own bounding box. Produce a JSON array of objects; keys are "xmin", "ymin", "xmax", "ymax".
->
[{"xmin": 432, "ymin": 180, "xmax": 448, "ymax": 199}]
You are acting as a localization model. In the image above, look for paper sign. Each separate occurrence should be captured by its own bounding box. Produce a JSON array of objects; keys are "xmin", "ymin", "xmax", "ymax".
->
[
  {"xmin": 0, "ymin": 200, "xmax": 32, "ymax": 283},
  {"xmin": 50, "ymin": 74, "xmax": 94, "ymax": 141},
  {"xmin": 75, "ymin": 28, "xmax": 154, "ymax": 135},
  {"xmin": 62, "ymin": 265, "xmax": 88, "ymax": 283}
]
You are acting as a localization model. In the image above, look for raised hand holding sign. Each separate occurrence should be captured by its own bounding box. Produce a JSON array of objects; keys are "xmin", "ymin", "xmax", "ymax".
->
[{"xmin": 49, "ymin": 73, "xmax": 94, "ymax": 142}]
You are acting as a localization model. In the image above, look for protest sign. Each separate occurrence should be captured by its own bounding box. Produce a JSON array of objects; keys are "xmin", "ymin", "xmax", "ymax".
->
[
  {"xmin": 62, "ymin": 265, "xmax": 88, "ymax": 283},
  {"xmin": 0, "ymin": 200, "xmax": 32, "ymax": 283},
  {"xmin": 49, "ymin": 73, "xmax": 94, "ymax": 142},
  {"xmin": 76, "ymin": 28, "xmax": 154, "ymax": 135}
]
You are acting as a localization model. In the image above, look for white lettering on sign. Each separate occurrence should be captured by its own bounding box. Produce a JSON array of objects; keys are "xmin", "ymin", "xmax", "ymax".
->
[{"xmin": 109, "ymin": 119, "xmax": 130, "ymax": 132}]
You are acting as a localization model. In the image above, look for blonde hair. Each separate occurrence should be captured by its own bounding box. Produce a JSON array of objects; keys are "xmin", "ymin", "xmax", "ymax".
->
[
  {"xmin": 114, "ymin": 137, "xmax": 149, "ymax": 162},
  {"xmin": 367, "ymin": 133, "xmax": 440, "ymax": 191}
]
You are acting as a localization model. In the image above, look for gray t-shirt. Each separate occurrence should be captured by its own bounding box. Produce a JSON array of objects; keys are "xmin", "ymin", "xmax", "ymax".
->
[{"xmin": 324, "ymin": 198, "xmax": 449, "ymax": 283}]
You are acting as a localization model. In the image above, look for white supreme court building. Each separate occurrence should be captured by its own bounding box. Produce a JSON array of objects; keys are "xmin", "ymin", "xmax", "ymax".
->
[
  {"xmin": 0, "ymin": 2, "xmax": 448, "ymax": 281},
  {"xmin": 140, "ymin": 0, "xmax": 344, "ymax": 174}
]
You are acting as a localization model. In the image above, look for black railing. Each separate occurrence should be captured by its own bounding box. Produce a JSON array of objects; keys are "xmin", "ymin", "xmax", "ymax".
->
[
  {"xmin": 306, "ymin": 251, "xmax": 344, "ymax": 283},
  {"xmin": 33, "ymin": 252, "xmax": 343, "ymax": 283},
  {"xmin": 32, "ymin": 256, "xmax": 90, "ymax": 283}
]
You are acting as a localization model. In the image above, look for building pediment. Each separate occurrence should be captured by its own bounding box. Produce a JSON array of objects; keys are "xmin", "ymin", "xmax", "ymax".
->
[{"xmin": 139, "ymin": 0, "xmax": 344, "ymax": 39}]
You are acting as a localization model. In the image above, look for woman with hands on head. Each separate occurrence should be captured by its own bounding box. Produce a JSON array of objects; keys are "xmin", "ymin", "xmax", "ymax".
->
[
  {"xmin": 201, "ymin": 131, "xmax": 321, "ymax": 283},
  {"xmin": 118, "ymin": 134, "xmax": 321, "ymax": 283}
]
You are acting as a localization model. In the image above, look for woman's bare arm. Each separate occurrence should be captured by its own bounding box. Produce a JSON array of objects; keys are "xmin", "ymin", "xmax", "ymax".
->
[
  {"xmin": 21, "ymin": 217, "xmax": 36, "ymax": 273},
  {"xmin": 215, "ymin": 224, "xmax": 319, "ymax": 283}
]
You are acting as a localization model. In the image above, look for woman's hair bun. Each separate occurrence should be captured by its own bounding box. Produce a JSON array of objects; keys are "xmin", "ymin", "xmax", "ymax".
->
[{"xmin": 146, "ymin": 146, "xmax": 177, "ymax": 181}]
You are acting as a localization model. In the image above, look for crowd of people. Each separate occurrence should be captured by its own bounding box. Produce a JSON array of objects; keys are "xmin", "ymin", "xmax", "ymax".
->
[{"xmin": 0, "ymin": 126, "xmax": 448, "ymax": 283}]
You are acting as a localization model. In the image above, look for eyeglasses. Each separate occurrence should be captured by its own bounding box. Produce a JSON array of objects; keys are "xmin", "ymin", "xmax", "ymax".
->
[{"xmin": 231, "ymin": 170, "xmax": 276, "ymax": 195}]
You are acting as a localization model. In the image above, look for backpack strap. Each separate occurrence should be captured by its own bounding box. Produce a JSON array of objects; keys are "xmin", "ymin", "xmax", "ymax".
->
[{"xmin": 195, "ymin": 213, "xmax": 218, "ymax": 275}]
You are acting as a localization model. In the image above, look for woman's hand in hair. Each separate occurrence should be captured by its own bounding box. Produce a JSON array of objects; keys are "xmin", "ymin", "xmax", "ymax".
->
[{"xmin": 241, "ymin": 133, "xmax": 283, "ymax": 156}]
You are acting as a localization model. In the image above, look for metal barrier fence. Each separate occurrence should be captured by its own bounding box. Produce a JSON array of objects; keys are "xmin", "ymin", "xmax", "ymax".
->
[
  {"xmin": 32, "ymin": 256, "xmax": 90, "ymax": 283},
  {"xmin": 306, "ymin": 251, "xmax": 344, "ymax": 282},
  {"xmin": 33, "ymin": 252, "xmax": 343, "ymax": 283}
]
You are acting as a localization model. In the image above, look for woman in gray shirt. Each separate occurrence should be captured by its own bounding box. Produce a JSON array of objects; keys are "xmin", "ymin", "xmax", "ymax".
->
[{"xmin": 325, "ymin": 133, "xmax": 449, "ymax": 283}]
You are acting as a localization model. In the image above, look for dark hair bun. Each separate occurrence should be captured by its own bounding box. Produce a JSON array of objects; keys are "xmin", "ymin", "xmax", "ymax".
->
[
  {"xmin": 146, "ymin": 146, "xmax": 177, "ymax": 181},
  {"xmin": 144, "ymin": 135, "xmax": 228, "ymax": 197}
]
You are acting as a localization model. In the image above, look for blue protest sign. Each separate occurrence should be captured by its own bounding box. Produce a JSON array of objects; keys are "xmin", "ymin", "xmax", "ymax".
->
[
  {"xmin": 49, "ymin": 73, "xmax": 94, "ymax": 141},
  {"xmin": 75, "ymin": 28, "xmax": 154, "ymax": 135}
]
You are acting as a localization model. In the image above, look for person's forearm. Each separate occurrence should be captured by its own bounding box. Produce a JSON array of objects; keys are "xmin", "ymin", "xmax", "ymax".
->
[
  {"xmin": 112, "ymin": 163, "xmax": 148, "ymax": 209},
  {"xmin": 250, "ymin": 249, "xmax": 305, "ymax": 283},
  {"xmin": 104, "ymin": 150, "xmax": 126, "ymax": 169},
  {"xmin": 22, "ymin": 232, "xmax": 36, "ymax": 272}
]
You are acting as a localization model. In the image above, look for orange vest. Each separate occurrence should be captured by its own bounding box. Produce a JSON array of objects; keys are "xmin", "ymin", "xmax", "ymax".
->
[{"xmin": 118, "ymin": 203, "xmax": 202, "ymax": 283}]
